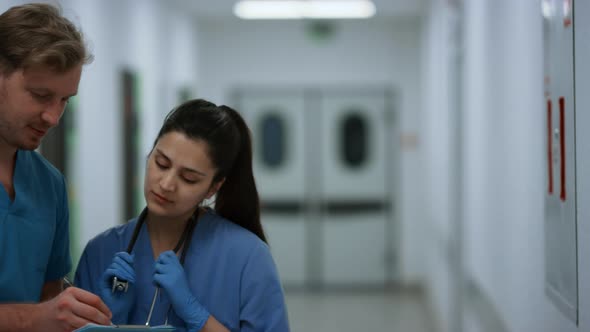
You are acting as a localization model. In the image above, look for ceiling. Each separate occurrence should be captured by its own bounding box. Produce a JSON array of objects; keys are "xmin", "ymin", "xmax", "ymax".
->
[{"xmin": 167, "ymin": 0, "xmax": 427, "ymax": 19}]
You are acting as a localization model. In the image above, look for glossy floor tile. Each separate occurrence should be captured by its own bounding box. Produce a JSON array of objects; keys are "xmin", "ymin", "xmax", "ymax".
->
[{"xmin": 284, "ymin": 289, "xmax": 436, "ymax": 332}]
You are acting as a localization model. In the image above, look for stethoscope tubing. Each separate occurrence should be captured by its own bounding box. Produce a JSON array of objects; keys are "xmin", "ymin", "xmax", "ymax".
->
[{"xmin": 116, "ymin": 206, "xmax": 199, "ymax": 326}]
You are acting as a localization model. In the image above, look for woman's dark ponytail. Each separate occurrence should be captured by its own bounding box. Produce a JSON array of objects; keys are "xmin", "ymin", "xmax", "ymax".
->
[
  {"xmin": 214, "ymin": 106, "xmax": 266, "ymax": 243},
  {"xmin": 155, "ymin": 99, "xmax": 267, "ymax": 243}
]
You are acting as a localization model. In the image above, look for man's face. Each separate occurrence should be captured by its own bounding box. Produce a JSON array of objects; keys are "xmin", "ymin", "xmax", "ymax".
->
[{"xmin": 0, "ymin": 65, "xmax": 82, "ymax": 151}]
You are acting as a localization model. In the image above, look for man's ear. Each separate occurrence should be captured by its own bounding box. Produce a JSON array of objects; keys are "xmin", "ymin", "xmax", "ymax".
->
[{"xmin": 206, "ymin": 178, "xmax": 225, "ymax": 199}]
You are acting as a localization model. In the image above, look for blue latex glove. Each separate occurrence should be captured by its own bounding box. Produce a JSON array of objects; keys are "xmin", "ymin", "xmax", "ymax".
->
[
  {"xmin": 100, "ymin": 252, "xmax": 136, "ymax": 324},
  {"xmin": 153, "ymin": 250, "xmax": 210, "ymax": 331}
]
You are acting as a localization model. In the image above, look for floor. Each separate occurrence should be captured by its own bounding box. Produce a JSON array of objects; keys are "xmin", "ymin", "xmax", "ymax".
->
[{"xmin": 284, "ymin": 289, "xmax": 437, "ymax": 332}]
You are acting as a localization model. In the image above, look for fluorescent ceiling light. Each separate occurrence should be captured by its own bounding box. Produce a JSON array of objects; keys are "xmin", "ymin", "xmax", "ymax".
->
[
  {"xmin": 234, "ymin": 0, "xmax": 376, "ymax": 20},
  {"xmin": 541, "ymin": 0, "xmax": 555, "ymax": 19}
]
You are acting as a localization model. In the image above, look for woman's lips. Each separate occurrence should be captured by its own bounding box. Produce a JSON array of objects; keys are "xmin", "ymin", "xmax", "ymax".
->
[{"xmin": 152, "ymin": 191, "xmax": 172, "ymax": 203}]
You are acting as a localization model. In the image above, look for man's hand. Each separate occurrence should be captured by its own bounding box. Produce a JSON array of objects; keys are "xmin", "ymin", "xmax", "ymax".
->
[{"xmin": 36, "ymin": 287, "xmax": 112, "ymax": 332}]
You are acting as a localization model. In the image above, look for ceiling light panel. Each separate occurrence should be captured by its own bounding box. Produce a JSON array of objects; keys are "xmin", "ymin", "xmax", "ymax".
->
[{"xmin": 234, "ymin": 0, "xmax": 377, "ymax": 20}]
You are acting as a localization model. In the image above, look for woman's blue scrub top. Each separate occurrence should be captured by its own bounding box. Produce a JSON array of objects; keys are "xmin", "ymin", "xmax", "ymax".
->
[
  {"xmin": 0, "ymin": 150, "xmax": 71, "ymax": 302},
  {"xmin": 75, "ymin": 210, "xmax": 290, "ymax": 331}
]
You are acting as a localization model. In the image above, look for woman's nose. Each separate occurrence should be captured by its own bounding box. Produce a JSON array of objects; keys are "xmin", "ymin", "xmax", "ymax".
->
[{"xmin": 159, "ymin": 172, "xmax": 176, "ymax": 191}]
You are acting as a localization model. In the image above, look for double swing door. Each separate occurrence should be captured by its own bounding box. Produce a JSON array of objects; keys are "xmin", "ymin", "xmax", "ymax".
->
[{"xmin": 236, "ymin": 88, "xmax": 396, "ymax": 288}]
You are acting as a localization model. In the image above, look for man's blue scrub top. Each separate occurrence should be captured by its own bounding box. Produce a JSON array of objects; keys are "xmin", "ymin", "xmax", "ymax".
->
[
  {"xmin": 0, "ymin": 150, "xmax": 71, "ymax": 302},
  {"xmin": 75, "ymin": 209, "xmax": 290, "ymax": 332}
]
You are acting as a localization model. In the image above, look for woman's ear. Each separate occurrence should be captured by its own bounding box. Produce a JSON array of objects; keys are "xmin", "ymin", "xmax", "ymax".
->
[{"xmin": 206, "ymin": 178, "xmax": 225, "ymax": 199}]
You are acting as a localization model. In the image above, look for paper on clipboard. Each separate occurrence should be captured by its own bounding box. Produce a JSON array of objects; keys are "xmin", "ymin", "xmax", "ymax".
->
[{"xmin": 73, "ymin": 323, "xmax": 176, "ymax": 331}]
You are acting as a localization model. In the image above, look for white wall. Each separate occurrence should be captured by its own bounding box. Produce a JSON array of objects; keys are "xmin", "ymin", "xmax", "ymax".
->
[
  {"xmin": 196, "ymin": 17, "xmax": 424, "ymax": 284},
  {"xmin": 462, "ymin": 1, "xmax": 578, "ymax": 331},
  {"xmin": 422, "ymin": 0, "xmax": 586, "ymax": 331},
  {"xmin": 419, "ymin": 0, "xmax": 454, "ymax": 329}
]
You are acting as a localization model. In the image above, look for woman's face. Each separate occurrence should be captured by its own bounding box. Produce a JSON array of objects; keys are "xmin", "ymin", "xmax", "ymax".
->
[{"xmin": 144, "ymin": 131, "xmax": 222, "ymax": 220}]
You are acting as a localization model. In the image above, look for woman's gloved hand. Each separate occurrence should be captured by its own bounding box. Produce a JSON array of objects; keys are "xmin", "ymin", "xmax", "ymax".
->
[
  {"xmin": 100, "ymin": 252, "xmax": 136, "ymax": 324},
  {"xmin": 154, "ymin": 250, "xmax": 210, "ymax": 331}
]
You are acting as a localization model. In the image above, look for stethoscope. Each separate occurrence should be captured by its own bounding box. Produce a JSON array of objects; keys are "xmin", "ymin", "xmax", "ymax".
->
[{"xmin": 111, "ymin": 206, "xmax": 199, "ymax": 326}]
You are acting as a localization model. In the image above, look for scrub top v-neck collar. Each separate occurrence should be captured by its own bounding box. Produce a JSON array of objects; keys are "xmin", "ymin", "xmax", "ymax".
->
[{"xmin": 0, "ymin": 150, "xmax": 28, "ymax": 211}]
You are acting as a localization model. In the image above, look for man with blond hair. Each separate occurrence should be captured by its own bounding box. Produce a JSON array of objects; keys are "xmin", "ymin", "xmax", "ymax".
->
[{"xmin": 0, "ymin": 3, "xmax": 112, "ymax": 331}]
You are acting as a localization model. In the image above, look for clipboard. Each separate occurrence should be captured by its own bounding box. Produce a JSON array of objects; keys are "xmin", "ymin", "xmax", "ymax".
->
[{"xmin": 74, "ymin": 323, "xmax": 176, "ymax": 331}]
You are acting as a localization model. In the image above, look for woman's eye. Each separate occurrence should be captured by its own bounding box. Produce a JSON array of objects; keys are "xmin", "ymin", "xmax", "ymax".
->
[
  {"xmin": 182, "ymin": 177, "xmax": 197, "ymax": 184},
  {"xmin": 155, "ymin": 161, "xmax": 169, "ymax": 169}
]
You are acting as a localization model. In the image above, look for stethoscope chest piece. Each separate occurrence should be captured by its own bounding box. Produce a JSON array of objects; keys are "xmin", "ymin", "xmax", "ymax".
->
[
  {"xmin": 111, "ymin": 208, "xmax": 148, "ymax": 294},
  {"xmin": 112, "ymin": 276, "xmax": 129, "ymax": 293}
]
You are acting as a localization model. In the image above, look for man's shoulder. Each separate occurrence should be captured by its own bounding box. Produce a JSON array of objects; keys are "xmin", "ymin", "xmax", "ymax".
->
[{"xmin": 19, "ymin": 150, "xmax": 63, "ymax": 181}]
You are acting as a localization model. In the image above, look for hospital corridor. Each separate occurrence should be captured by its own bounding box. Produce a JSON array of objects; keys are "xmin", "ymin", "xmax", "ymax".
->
[{"xmin": 2, "ymin": 0, "xmax": 590, "ymax": 331}]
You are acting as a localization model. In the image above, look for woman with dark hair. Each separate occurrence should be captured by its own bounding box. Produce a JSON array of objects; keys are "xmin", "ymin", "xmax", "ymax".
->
[{"xmin": 75, "ymin": 99, "xmax": 290, "ymax": 331}]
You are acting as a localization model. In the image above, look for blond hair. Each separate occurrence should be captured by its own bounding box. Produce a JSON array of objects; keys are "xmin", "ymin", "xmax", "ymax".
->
[{"xmin": 0, "ymin": 3, "xmax": 93, "ymax": 74}]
